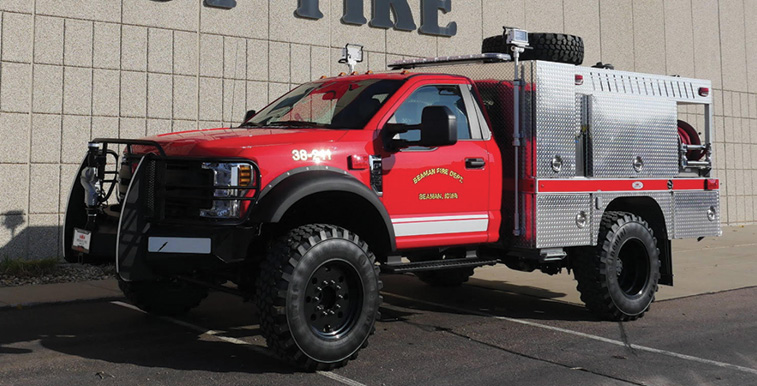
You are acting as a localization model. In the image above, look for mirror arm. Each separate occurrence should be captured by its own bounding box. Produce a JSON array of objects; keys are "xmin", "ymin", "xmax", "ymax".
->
[
  {"xmin": 394, "ymin": 139, "xmax": 413, "ymax": 149},
  {"xmin": 382, "ymin": 123, "xmax": 420, "ymax": 152},
  {"xmin": 383, "ymin": 123, "xmax": 418, "ymax": 136},
  {"xmin": 384, "ymin": 138, "xmax": 412, "ymax": 152}
]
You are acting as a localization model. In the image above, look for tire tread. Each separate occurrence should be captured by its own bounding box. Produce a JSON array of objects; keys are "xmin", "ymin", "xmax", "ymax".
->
[
  {"xmin": 256, "ymin": 224, "xmax": 382, "ymax": 371},
  {"xmin": 482, "ymin": 32, "xmax": 584, "ymax": 65},
  {"xmin": 573, "ymin": 211, "xmax": 660, "ymax": 321}
]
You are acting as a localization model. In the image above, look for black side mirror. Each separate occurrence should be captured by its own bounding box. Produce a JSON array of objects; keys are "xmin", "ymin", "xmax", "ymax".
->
[
  {"xmin": 418, "ymin": 106, "xmax": 458, "ymax": 147},
  {"xmin": 383, "ymin": 105, "xmax": 458, "ymax": 151},
  {"xmin": 243, "ymin": 110, "xmax": 256, "ymax": 123}
]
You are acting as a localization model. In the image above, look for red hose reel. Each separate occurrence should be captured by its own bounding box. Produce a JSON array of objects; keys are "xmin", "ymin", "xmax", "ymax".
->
[{"xmin": 677, "ymin": 120, "xmax": 703, "ymax": 161}]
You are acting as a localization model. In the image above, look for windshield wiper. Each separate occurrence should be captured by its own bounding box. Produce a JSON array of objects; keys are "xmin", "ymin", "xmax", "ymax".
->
[
  {"xmin": 267, "ymin": 120, "xmax": 336, "ymax": 128},
  {"xmin": 238, "ymin": 122, "xmax": 264, "ymax": 128}
]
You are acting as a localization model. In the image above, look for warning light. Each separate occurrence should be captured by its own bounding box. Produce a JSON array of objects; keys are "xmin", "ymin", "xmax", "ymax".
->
[
  {"xmin": 348, "ymin": 155, "xmax": 369, "ymax": 170},
  {"xmin": 575, "ymin": 74, "xmax": 584, "ymax": 86},
  {"xmin": 698, "ymin": 87, "xmax": 710, "ymax": 97}
]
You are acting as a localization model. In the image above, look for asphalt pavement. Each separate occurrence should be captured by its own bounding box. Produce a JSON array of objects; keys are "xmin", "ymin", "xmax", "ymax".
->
[{"xmin": 0, "ymin": 225, "xmax": 756, "ymax": 385}]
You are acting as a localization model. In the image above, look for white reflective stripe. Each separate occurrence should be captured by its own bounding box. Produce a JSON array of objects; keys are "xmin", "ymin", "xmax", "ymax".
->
[
  {"xmin": 147, "ymin": 237, "xmax": 211, "ymax": 254},
  {"xmin": 394, "ymin": 219, "xmax": 488, "ymax": 237},
  {"xmin": 391, "ymin": 214, "xmax": 489, "ymax": 224}
]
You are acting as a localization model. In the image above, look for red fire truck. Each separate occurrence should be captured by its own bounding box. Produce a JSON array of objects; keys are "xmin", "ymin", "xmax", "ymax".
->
[{"xmin": 63, "ymin": 29, "xmax": 720, "ymax": 370}]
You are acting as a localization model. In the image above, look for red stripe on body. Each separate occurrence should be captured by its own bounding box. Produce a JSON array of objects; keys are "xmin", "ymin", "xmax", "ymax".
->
[{"xmin": 537, "ymin": 179, "xmax": 716, "ymax": 193}]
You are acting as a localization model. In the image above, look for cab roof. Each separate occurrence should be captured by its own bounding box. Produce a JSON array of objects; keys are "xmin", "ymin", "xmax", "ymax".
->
[{"xmin": 316, "ymin": 71, "xmax": 467, "ymax": 83}]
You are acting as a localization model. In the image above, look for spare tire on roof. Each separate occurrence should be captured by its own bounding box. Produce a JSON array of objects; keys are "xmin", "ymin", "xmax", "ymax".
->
[{"xmin": 482, "ymin": 32, "xmax": 584, "ymax": 65}]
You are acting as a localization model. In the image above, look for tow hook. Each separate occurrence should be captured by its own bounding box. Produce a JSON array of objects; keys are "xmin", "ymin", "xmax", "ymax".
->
[
  {"xmin": 80, "ymin": 166, "xmax": 99, "ymax": 208},
  {"xmin": 80, "ymin": 142, "xmax": 103, "ymax": 229}
]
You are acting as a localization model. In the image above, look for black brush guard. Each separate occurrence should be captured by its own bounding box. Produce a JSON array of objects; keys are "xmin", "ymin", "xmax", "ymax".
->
[{"xmin": 63, "ymin": 139, "xmax": 261, "ymax": 281}]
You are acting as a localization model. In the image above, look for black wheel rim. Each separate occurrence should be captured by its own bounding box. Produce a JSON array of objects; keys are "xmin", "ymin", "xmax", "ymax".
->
[
  {"xmin": 304, "ymin": 260, "xmax": 363, "ymax": 338},
  {"xmin": 616, "ymin": 239, "xmax": 650, "ymax": 298}
]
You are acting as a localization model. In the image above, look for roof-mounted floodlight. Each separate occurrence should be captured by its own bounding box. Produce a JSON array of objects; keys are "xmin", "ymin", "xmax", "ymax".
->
[
  {"xmin": 505, "ymin": 28, "xmax": 530, "ymax": 48},
  {"xmin": 503, "ymin": 27, "xmax": 529, "ymax": 66},
  {"xmin": 339, "ymin": 43, "xmax": 364, "ymax": 73}
]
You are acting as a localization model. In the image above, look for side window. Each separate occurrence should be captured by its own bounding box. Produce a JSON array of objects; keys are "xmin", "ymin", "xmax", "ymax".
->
[{"xmin": 390, "ymin": 85, "xmax": 472, "ymax": 142}]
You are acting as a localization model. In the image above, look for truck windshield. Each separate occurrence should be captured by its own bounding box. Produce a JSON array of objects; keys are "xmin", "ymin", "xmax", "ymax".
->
[{"xmin": 245, "ymin": 79, "xmax": 403, "ymax": 129}]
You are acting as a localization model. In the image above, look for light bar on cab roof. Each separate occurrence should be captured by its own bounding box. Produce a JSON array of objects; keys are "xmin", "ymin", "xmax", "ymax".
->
[{"xmin": 388, "ymin": 53, "xmax": 512, "ymax": 70}]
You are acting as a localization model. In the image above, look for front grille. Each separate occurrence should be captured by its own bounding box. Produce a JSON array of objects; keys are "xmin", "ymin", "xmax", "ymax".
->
[
  {"xmin": 136, "ymin": 157, "xmax": 259, "ymax": 223},
  {"xmin": 159, "ymin": 161, "xmax": 215, "ymax": 219}
]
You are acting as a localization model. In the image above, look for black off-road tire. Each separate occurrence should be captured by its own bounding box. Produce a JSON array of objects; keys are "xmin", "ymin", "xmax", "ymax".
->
[
  {"xmin": 118, "ymin": 277, "xmax": 209, "ymax": 316},
  {"xmin": 408, "ymin": 249, "xmax": 475, "ymax": 287},
  {"xmin": 255, "ymin": 224, "xmax": 382, "ymax": 371},
  {"xmin": 482, "ymin": 32, "xmax": 584, "ymax": 65},
  {"xmin": 573, "ymin": 211, "xmax": 661, "ymax": 321}
]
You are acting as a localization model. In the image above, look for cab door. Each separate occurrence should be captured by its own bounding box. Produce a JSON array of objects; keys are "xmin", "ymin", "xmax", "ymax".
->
[{"xmin": 379, "ymin": 80, "xmax": 493, "ymax": 249}]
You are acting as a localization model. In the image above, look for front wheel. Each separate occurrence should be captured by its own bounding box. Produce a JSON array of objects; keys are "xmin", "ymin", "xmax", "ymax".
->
[
  {"xmin": 256, "ymin": 224, "xmax": 382, "ymax": 371},
  {"xmin": 573, "ymin": 211, "xmax": 661, "ymax": 321}
]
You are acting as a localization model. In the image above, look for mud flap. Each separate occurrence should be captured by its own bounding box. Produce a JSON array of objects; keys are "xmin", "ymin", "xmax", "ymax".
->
[
  {"xmin": 117, "ymin": 155, "xmax": 159, "ymax": 281},
  {"xmin": 62, "ymin": 158, "xmax": 88, "ymax": 263}
]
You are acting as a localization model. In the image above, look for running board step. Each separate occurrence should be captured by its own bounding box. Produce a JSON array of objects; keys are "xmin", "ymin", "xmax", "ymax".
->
[{"xmin": 381, "ymin": 258, "xmax": 499, "ymax": 274}]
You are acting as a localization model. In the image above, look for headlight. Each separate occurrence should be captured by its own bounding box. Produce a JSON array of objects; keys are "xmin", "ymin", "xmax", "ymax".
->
[{"xmin": 200, "ymin": 162, "xmax": 254, "ymax": 219}]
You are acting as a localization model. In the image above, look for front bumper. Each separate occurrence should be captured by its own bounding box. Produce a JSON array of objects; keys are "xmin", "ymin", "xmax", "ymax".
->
[{"xmin": 63, "ymin": 139, "xmax": 261, "ymax": 281}]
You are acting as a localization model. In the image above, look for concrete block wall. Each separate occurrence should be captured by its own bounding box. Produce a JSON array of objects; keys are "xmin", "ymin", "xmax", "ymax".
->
[{"xmin": 0, "ymin": 0, "xmax": 754, "ymax": 259}]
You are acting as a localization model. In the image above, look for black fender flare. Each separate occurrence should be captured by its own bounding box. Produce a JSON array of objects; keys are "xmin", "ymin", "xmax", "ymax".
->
[{"xmin": 251, "ymin": 167, "xmax": 396, "ymax": 251}]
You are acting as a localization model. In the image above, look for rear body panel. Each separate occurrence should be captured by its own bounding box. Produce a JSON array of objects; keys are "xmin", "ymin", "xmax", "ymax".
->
[{"xmin": 407, "ymin": 60, "xmax": 720, "ymax": 249}]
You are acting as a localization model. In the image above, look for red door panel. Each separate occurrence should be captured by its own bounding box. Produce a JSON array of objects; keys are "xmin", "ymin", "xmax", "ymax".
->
[{"xmin": 377, "ymin": 80, "xmax": 492, "ymax": 249}]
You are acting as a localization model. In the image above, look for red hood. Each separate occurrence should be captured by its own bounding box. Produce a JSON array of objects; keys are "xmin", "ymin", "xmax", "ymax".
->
[{"xmin": 142, "ymin": 127, "xmax": 348, "ymax": 157}]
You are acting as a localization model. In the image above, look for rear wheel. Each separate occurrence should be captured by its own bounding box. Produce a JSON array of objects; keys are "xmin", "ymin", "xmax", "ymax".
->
[
  {"xmin": 483, "ymin": 32, "xmax": 584, "ymax": 65},
  {"xmin": 408, "ymin": 249, "xmax": 475, "ymax": 287},
  {"xmin": 256, "ymin": 224, "xmax": 382, "ymax": 371},
  {"xmin": 118, "ymin": 277, "xmax": 208, "ymax": 316},
  {"xmin": 573, "ymin": 211, "xmax": 660, "ymax": 321}
]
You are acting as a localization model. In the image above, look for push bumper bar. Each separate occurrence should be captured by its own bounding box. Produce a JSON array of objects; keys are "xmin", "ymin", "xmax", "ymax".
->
[{"xmin": 63, "ymin": 139, "xmax": 261, "ymax": 281}]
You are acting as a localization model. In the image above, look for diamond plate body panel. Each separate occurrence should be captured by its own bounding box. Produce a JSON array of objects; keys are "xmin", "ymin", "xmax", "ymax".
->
[
  {"xmin": 592, "ymin": 192, "xmax": 673, "ymax": 244},
  {"xmin": 535, "ymin": 194, "xmax": 592, "ymax": 248},
  {"xmin": 673, "ymin": 191, "xmax": 721, "ymax": 238},
  {"xmin": 575, "ymin": 66, "xmax": 713, "ymax": 105},
  {"xmin": 588, "ymin": 94, "xmax": 678, "ymax": 177},
  {"xmin": 521, "ymin": 65, "xmax": 536, "ymax": 179},
  {"xmin": 533, "ymin": 62, "xmax": 578, "ymax": 178}
]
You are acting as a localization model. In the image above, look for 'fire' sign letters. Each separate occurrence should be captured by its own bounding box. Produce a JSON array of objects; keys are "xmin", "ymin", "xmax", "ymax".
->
[{"xmin": 156, "ymin": 0, "xmax": 458, "ymax": 37}]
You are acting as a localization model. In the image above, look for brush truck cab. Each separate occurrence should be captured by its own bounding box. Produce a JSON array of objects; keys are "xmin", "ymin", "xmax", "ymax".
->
[{"xmin": 63, "ymin": 30, "xmax": 721, "ymax": 370}]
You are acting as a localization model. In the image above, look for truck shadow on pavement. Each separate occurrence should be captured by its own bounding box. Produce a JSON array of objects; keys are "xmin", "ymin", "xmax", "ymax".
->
[
  {"xmin": 380, "ymin": 273, "xmax": 598, "ymax": 323},
  {"xmin": 0, "ymin": 274, "xmax": 598, "ymax": 376},
  {"xmin": 0, "ymin": 300, "xmax": 298, "ymax": 376}
]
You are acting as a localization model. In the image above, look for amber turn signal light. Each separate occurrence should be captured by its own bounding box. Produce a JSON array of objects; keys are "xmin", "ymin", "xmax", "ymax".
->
[{"xmin": 238, "ymin": 165, "xmax": 252, "ymax": 186}]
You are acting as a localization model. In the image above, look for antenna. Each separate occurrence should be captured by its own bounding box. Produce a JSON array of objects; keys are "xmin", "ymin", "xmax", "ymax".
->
[{"xmin": 339, "ymin": 43, "xmax": 364, "ymax": 73}]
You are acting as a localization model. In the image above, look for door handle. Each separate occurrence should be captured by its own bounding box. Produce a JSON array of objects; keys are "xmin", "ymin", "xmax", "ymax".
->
[{"xmin": 465, "ymin": 158, "xmax": 486, "ymax": 169}]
